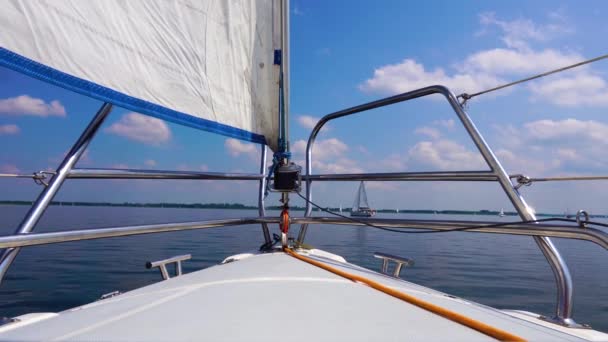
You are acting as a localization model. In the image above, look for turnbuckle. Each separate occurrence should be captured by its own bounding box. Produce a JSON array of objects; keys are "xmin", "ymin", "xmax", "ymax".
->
[{"xmin": 280, "ymin": 207, "xmax": 290, "ymax": 248}]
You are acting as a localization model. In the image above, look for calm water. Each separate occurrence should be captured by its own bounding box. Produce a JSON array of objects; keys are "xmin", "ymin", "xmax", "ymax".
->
[{"xmin": 0, "ymin": 205, "xmax": 607, "ymax": 331}]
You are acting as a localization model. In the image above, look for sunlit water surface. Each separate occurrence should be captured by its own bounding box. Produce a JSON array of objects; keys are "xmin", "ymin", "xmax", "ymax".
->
[{"xmin": 0, "ymin": 205, "xmax": 606, "ymax": 331}]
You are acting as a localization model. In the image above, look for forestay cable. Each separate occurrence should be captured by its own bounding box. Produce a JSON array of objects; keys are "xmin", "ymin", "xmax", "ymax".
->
[{"xmin": 458, "ymin": 52, "xmax": 608, "ymax": 104}]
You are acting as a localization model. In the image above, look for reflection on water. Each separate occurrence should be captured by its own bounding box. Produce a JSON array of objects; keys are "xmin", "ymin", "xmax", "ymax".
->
[{"xmin": 0, "ymin": 205, "xmax": 606, "ymax": 331}]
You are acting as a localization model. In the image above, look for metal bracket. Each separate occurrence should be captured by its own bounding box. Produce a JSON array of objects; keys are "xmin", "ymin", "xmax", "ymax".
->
[
  {"xmin": 539, "ymin": 315, "xmax": 591, "ymax": 329},
  {"xmin": 511, "ymin": 174, "xmax": 532, "ymax": 190},
  {"xmin": 146, "ymin": 254, "xmax": 191, "ymax": 280},
  {"xmin": 374, "ymin": 252, "xmax": 414, "ymax": 277},
  {"xmin": 576, "ymin": 210, "xmax": 590, "ymax": 228},
  {"xmin": 32, "ymin": 171, "xmax": 56, "ymax": 187},
  {"xmin": 97, "ymin": 290, "xmax": 121, "ymax": 301},
  {"xmin": 457, "ymin": 93, "xmax": 472, "ymax": 107},
  {"xmin": 0, "ymin": 317, "xmax": 19, "ymax": 327}
]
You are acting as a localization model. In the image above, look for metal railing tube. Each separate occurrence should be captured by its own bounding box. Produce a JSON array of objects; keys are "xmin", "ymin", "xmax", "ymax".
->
[
  {"xmin": 68, "ymin": 168, "xmax": 264, "ymax": 180},
  {"xmin": 443, "ymin": 88, "xmax": 575, "ymax": 325},
  {"xmin": 291, "ymin": 217, "xmax": 608, "ymax": 250},
  {"xmin": 295, "ymin": 84, "xmax": 576, "ymax": 325},
  {"xmin": 0, "ymin": 218, "xmax": 280, "ymax": 248},
  {"xmin": 297, "ymin": 86, "xmax": 445, "ymax": 243},
  {"xmin": 0, "ymin": 217, "xmax": 606, "ymax": 251},
  {"xmin": 258, "ymin": 145, "xmax": 271, "ymax": 244},
  {"xmin": 0, "ymin": 103, "xmax": 114, "ymax": 284},
  {"xmin": 303, "ymin": 171, "xmax": 498, "ymax": 182}
]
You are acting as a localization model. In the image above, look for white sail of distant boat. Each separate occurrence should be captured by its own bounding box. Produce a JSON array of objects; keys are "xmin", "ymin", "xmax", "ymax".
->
[
  {"xmin": 351, "ymin": 181, "xmax": 376, "ymax": 217},
  {"xmin": 339, "ymin": 204, "xmax": 342, "ymax": 213},
  {"xmin": 499, "ymin": 208, "xmax": 505, "ymax": 217}
]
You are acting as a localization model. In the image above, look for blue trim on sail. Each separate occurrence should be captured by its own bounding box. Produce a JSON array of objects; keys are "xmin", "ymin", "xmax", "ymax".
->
[{"xmin": 0, "ymin": 48, "xmax": 267, "ymax": 145}]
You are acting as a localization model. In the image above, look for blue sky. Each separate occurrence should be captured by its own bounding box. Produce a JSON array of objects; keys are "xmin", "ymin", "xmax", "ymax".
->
[{"xmin": 2, "ymin": 1, "xmax": 608, "ymax": 214}]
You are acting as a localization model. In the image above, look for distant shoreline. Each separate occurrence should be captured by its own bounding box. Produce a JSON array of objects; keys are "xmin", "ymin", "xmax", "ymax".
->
[{"xmin": 0, "ymin": 200, "xmax": 602, "ymax": 218}]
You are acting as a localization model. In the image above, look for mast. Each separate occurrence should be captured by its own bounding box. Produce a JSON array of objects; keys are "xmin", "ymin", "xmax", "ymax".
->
[
  {"xmin": 282, "ymin": 0, "xmax": 290, "ymax": 151},
  {"xmin": 278, "ymin": 0, "xmax": 290, "ymax": 156}
]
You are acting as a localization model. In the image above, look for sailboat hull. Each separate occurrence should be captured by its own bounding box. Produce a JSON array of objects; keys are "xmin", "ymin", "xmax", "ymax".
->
[
  {"xmin": 0, "ymin": 249, "xmax": 603, "ymax": 341},
  {"xmin": 351, "ymin": 210, "xmax": 376, "ymax": 217}
]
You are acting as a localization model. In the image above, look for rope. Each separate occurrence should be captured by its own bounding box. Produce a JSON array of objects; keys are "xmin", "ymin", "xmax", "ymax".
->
[
  {"xmin": 295, "ymin": 191, "xmax": 608, "ymax": 233},
  {"xmin": 458, "ymin": 53, "xmax": 608, "ymax": 103},
  {"xmin": 284, "ymin": 248, "xmax": 526, "ymax": 341}
]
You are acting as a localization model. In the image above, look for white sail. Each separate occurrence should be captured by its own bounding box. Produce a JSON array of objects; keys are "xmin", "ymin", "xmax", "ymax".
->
[
  {"xmin": 0, "ymin": 0, "xmax": 288, "ymax": 150},
  {"xmin": 352, "ymin": 181, "xmax": 371, "ymax": 211},
  {"xmin": 352, "ymin": 182, "xmax": 362, "ymax": 211}
]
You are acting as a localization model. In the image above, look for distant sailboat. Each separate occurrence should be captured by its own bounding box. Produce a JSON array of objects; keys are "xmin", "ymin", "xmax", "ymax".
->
[
  {"xmin": 339, "ymin": 204, "xmax": 343, "ymax": 213},
  {"xmin": 499, "ymin": 208, "xmax": 505, "ymax": 217},
  {"xmin": 351, "ymin": 181, "xmax": 376, "ymax": 217}
]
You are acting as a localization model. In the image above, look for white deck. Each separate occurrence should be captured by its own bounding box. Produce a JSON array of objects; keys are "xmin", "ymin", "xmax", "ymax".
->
[{"xmin": 0, "ymin": 250, "xmax": 604, "ymax": 341}]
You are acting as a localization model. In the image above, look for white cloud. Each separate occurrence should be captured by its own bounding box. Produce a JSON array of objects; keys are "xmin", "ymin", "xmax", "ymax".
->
[
  {"xmin": 374, "ymin": 120, "xmax": 485, "ymax": 171},
  {"xmin": 415, "ymin": 126, "xmax": 441, "ymax": 139},
  {"xmin": 291, "ymin": 137, "xmax": 363, "ymax": 173},
  {"xmin": 523, "ymin": 119, "xmax": 608, "ymax": 145},
  {"xmin": 292, "ymin": 138, "xmax": 348, "ymax": 161},
  {"xmin": 376, "ymin": 121, "xmax": 484, "ymax": 172},
  {"xmin": 366, "ymin": 181, "xmax": 395, "ymax": 191},
  {"xmin": 379, "ymin": 153, "xmax": 406, "ymax": 171},
  {"xmin": 80, "ymin": 150, "xmax": 91, "ymax": 164},
  {"xmin": 464, "ymin": 13, "xmax": 600, "ymax": 107},
  {"xmin": 494, "ymin": 119, "xmax": 608, "ymax": 175},
  {"xmin": 529, "ymin": 73, "xmax": 608, "ymax": 106},
  {"xmin": 357, "ymin": 145, "xmax": 369, "ymax": 154},
  {"xmin": 225, "ymin": 138, "xmax": 258, "ymax": 158},
  {"xmin": 477, "ymin": 12, "xmax": 573, "ymax": 50},
  {"xmin": 0, "ymin": 95, "xmax": 66, "ymax": 117},
  {"xmin": 144, "ymin": 159, "xmax": 157, "ymax": 167},
  {"xmin": 0, "ymin": 164, "xmax": 19, "ymax": 174},
  {"xmin": 494, "ymin": 148, "xmax": 552, "ymax": 176},
  {"xmin": 407, "ymin": 139, "xmax": 486, "ymax": 171},
  {"xmin": 312, "ymin": 158, "xmax": 363, "ymax": 174},
  {"xmin": 359, "ymin": 13, "xmax": 607, "ymax": 107},
  {"xmin": 359, "ymin": 59, "xmax": 502, "ymax": 96},
  {"xmin": 556, "ymin": 148, "xmax": 579, "ymax": 160},
  {"xmin": 176, "ymin": 164, "xmax": 210, "ymax": 172},
  {"xmin": 105, "ymin": 112, "xmax": 171, "ymax": 145},
  {"xmin": 0, "ymin": 124, "xmax": 19, "ymax": 135},
  {"xmin": 433, "ymin": 119, "xmax": 455, "ymax": 130},
  {"xmin": 48, "ymin": 149, "xmax": 91, "ymax": 165},
  {"xmin": 359, "ymin": 50, "xmax": 583, "ymax": 99},
  {"xmin": 460, "ymin": 48, "xmax": 581, "ymax": 76},
  {"xmin": 297, "ymin": 115, "xmax": 328, "ymax": 131}
]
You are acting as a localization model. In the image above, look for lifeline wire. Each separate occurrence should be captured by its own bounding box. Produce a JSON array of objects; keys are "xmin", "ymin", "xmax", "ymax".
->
[
  {"xmin": 296, "ymin": 192, "xmax": 608, "ymax": 233},
  {"xmin": 458, "ymin": 52, "xmax": 608, "ymax": 103},
  {"xmin": 0, "ymin": 173, "xmax": 35, "ymax": 178}
]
